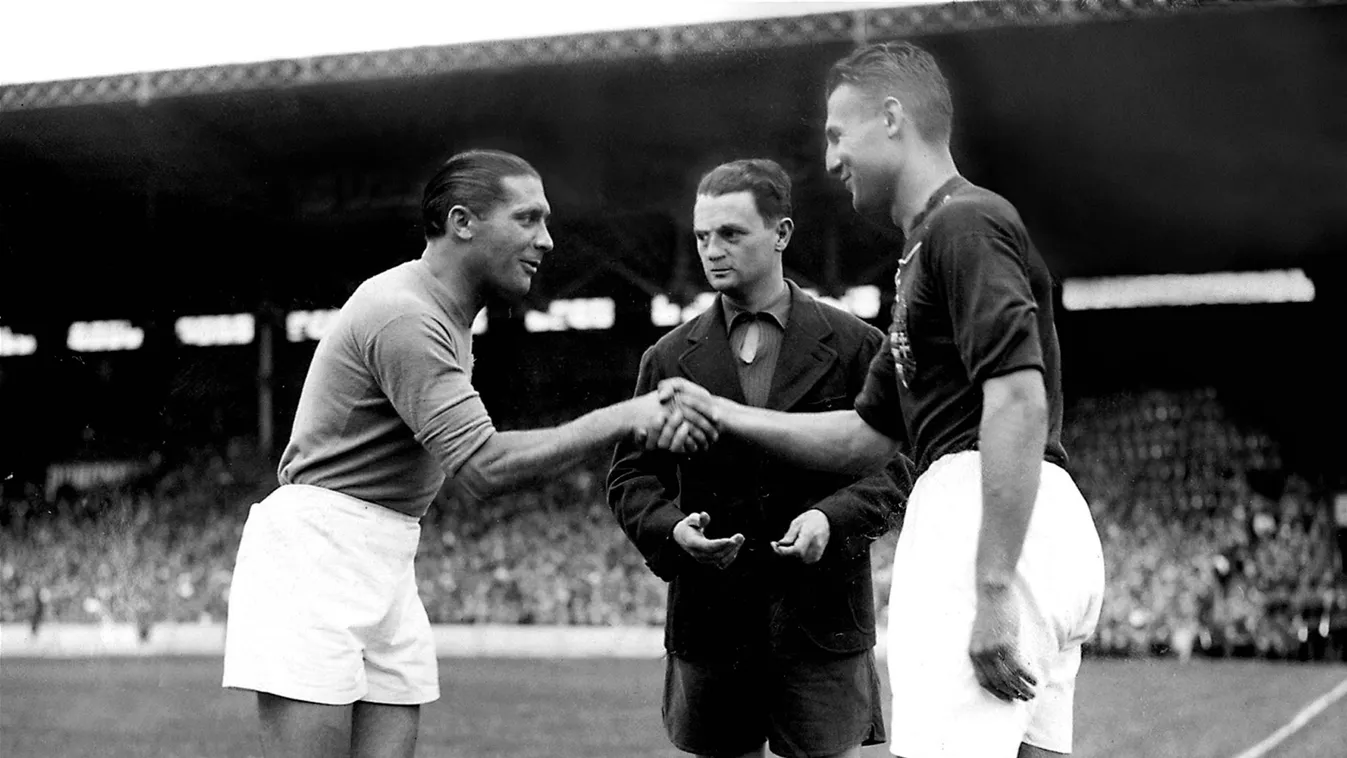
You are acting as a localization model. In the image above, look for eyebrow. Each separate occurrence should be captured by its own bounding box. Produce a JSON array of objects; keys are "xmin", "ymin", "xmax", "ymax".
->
[
  {"xmin": 514, "ymin": 204, "xmax": 551, "ymax": 219},
  {"xmin": 694, "ymin": 223, "xmax": 749, "ymax": 235}
]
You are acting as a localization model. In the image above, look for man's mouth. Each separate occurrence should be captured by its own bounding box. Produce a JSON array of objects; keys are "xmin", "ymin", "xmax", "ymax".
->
[{"xmin": 520, "ymin": 260, "xmax": 540, "ymax": 275}]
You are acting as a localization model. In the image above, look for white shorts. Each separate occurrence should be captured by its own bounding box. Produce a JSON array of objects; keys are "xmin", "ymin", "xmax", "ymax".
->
[
  {"xmin": 222, "ymin": 484, "xmax": 439, "ymax": 706},
  {"xmin": 886, "ymin": 451, "xmax": 1104, "ymax": 758}
]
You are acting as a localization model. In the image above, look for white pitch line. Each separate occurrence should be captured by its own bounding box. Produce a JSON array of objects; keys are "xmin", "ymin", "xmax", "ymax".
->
[{"xmin": 1228, "ymin": 674, "xmax": 1347, "ymax": 758}]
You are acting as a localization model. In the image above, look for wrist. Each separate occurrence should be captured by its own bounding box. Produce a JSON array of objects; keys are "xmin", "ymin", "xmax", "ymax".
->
[
  {"xmin": 714, "ymin": 396, "xmax": 741, "ymax": 432},
  {"xmin": 622, "ymin": 394, "xmax": 653, "ymax": 436}
]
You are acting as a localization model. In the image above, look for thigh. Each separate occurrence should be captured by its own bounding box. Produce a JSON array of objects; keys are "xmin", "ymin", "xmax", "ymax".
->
[
  {"xmin": 766, "ymin": 651, "xmax": 884, "ymax": 758},
  {"xmin": 352, "ymin": 701, "xmax": 420, "ymax": 758},
  {"xmin": 664, "ymin": 654, "xmax": 769, "ymax": 757},
  {"xmin": 257, "ymin": 692, "xmax": 353, "ymax": 758}
]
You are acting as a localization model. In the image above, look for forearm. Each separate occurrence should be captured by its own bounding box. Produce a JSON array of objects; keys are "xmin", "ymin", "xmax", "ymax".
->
[
  {"xmin": 460, "ymin": 400, "xmax": 636, "ymax": 499},
  {"xmin": 718, "ymin": 404, "xmax": 896, "ymax": 475},
  {"xmin": 976, "ymin": 379, "xmax": 1047, "ymax": 596}
]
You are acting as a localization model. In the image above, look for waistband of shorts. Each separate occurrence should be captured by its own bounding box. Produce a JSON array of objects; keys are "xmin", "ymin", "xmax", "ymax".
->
[
  {"xmin": 921, "ymin": 449, "xmax": 1068, "ymax": 481},
  {"xmin": 921, "ymin": 449, "xmax": 980, "ymax": 479},
  {"xmin": 270, "ymin": 483, "xmax": 420, "ymax": 525}
]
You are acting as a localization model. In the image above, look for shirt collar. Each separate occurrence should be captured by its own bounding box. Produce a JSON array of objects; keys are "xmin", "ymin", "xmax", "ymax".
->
[
  {"xmin": 909, "ymin": 174, "xmax": 969, "ymax": 233},
  {"xmin": 412, "ymin": 258, "xmax": 479, "ymax": 330},
  {"xmin": 720, "ymin": 281, "xmax": 792, "ymax": 330}
]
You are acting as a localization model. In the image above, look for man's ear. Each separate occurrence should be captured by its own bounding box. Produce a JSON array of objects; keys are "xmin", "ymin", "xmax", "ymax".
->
[
  {"xmin": 447, "ymin": 205, "xmax": 475, "ymax": 241},
  {"xmin": 882, "ymin": 96, "xmax": 906, "ymax": 138},
  {"xmin": 775, "ymin": 217, "xmax": 794, "ymax": 252}
]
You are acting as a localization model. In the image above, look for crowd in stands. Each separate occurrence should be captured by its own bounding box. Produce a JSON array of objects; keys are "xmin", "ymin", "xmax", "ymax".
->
[
  {"xmin": 1068, "ymin": 389, "xmax": 1345, "ymax": 660},
  {"xmin": 2, "ymin": 388, "xmax": 1344, "ymax": 661}
]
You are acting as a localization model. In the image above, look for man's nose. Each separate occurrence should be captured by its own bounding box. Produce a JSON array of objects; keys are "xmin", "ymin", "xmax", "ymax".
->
[{"xmin": 824, "ymin": 146, "xmax": 842, "ymax": 177}]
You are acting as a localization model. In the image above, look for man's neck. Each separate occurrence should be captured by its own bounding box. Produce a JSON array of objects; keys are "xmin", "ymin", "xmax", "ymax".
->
[
  {"xmin": 421, "ymin": 243, "xmax": 485, "ymax": 316},
  {"xmin": 890, "ymin": 147, "xmax": 960, "ymax": 235},
  {"xmin": 725, "ymin": 277, "xmax": 788, "ymax": 314}
]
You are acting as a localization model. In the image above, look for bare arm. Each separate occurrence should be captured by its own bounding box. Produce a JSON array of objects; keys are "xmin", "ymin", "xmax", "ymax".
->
[
  {"xmin": 976, "ymin": 367, "xmax": 1047, "ymax": 595},
  {"xmin": 458, "ymin": 391, "xmax": 671, "ymax": 500},
  {"xmin": 969, "ymin": 366, "xmax": 1048, "ymax": 702},
  {"xmin": 671, "ymin": 379, "xmax": 897, "ymax": 475}
]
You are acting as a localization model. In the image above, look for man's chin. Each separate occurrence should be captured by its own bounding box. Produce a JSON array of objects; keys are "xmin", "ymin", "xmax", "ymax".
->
[
  {"xmin": 707, "ymin": 279, "xmax": 741, "ymax": 298},
  {"xmin": 486, "ymin": 281, "xmax": 532, "ymax": 305}
]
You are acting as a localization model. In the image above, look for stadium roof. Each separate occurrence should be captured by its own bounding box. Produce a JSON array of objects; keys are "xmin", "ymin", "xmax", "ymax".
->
[
  {"xmin": 0, "ymin": 1, "xmax": 947, "ymax": 87},
  {"xmin": 2, "ymin": 0, "xmax": 1345, "ymax": 329}
]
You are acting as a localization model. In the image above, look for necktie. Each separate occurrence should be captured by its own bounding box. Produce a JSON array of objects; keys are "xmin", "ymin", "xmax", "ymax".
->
[{"xmin": 738, "ymin": 318, "xmax": 761, "ymax": 364}]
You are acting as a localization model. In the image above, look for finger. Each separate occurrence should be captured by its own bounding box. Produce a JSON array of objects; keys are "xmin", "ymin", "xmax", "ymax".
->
[
  {"xmin": 656, "ymin": 407, "xmax": 684, "ymax": 450},
  {"xmin": 701, "ymin": 531, "xmax": 743, "ymax": 552},
  {"xmin": 684, "ymin": 536, "xmax": 728, "ymax": 556},
  {"xmin": 691, "ymin": 538, "xmax": 741, "ymax": 563},
  {"xmin": 680, "ymin": 512, "xmax": 709, "ymax": 534},
  {"xmin": 655, "ymin": 383, "xmax": 675, "ymax": 403},
  {"xmin": 681, "ymin": 416, "xmax": 719, "ymax": 447},
  {"xmin": 974, "ymin": 649, "xmax": 1031, "ymax": 702},
  {"xmin": 777, "ymin": 518, "xmax": 802, "ymax": 546},
  {"xmin": 971, "ymin": 653, "xmax": 1015, "ymax": 702},
  {"xmin": 678, "ymin": 417, "xmax": 711, "ymax": 452},
  {"xmin": 717, "ymin": 544, "xmax": 742, "ymax": 570},
  {"xmin": 669, "ymin": 421, "xmax": 692, "ymax": 455},
  {"xmin": 715, "ymin": 535, "xmax": 744, "ymax": 568},
  {"xmin": 673, "ymin": 387, "xmax": 713, "ymax": 414},
  {"xmin": 1005, "ymin": 656, "xmax": 1038, "ymax": 698}
]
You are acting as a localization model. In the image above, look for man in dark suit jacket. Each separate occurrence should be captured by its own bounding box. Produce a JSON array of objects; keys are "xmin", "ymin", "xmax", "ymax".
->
[{"xmin": 608, "ymin": 159, "xmax": 913, "ymax": 758}]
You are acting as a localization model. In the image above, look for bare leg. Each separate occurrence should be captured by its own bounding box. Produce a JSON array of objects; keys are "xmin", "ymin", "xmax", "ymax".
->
[
  {"xmin": 257, "ymin": 692, "xmax": 352, "ymax": 758},
  {"xmin": 351, "ymin": 701, "xmax": 420, "ymax": 758}
]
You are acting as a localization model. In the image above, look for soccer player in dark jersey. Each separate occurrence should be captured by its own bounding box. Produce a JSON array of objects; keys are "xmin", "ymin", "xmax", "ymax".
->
[
  {"xmin": 222, "ymin": 149, "xmax": 714, "ymax": 758},
  {"xmin": 663, "ymin": 44, "xmax": 1104, "ymax": 757}
]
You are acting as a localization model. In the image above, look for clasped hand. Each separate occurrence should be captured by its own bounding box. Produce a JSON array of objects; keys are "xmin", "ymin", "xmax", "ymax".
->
[{"xmin": 631, "ymin": 378, "xmax": 723, "ymax": 455}]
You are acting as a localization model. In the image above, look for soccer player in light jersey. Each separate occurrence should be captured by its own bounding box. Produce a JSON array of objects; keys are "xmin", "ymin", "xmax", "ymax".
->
[{"xmin": 223, "ymin": 149, "xmax": 714, "ymax": 758}]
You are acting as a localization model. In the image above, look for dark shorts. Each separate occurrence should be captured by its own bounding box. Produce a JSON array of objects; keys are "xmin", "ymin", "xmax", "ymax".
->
[{"xmin": 663, "ymin": 649, "xmax": 885, "ymax": 758}]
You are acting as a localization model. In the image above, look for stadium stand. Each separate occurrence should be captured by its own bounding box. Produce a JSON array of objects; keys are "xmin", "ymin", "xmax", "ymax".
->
[{"xmin": 2, "ymin": 389, "xmax": 1343, "ymax": 661}]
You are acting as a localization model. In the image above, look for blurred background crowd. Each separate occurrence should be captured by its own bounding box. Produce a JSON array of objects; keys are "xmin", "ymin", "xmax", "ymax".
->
[{"xmin": 3, "ymin": 386, "xmax": 1343, "ymax": 661}]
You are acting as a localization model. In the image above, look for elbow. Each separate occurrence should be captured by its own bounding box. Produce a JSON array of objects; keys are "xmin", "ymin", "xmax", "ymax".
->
[
  {"xmin": 982, "ymin": 370, "xmax": 1048, "ymax": 439},
  {"xmin": 980, "ymin": 374, "xmax": 1050, "ymax": 444},
  {"xmin": 456, "ymin": 461, "xmax": 507, "ymax": 501},
  {"xmin": 1013, "ymin": 388, "xmax": 1048, "ymax": 426},
  {"xmin": 984, "ymin": 370, "xmax": 1046, "ymax": 417},
  {"xmin": 844, "ymin": 425, "xmax": 898, "ymax": 476}
]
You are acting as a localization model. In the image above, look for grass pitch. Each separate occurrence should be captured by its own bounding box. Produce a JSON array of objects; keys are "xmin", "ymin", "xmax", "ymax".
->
[{"xmin": 2, "ymin": 656, "xmax": 1345, "ymax": 757}]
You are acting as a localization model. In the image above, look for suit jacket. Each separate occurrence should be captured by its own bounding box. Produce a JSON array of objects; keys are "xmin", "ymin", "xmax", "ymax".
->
[{"xmin": 607, "ymin": 282, "xmax": 912, "ymax": 661}]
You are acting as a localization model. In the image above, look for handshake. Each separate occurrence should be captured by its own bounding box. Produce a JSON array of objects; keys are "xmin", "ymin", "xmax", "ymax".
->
[{"xmin": 631, "ymin": 377, "xmax": 724, "ymax": 455}]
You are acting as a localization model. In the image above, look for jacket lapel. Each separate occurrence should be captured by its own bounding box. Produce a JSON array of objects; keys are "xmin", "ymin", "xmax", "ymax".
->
[
  {"xmin": 767, "ymin": 283, "xmax": 838, "ymax": 411},
  {"xmin": 677, "ymin": 298, "xmax": 748, "ymax": 406}
]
